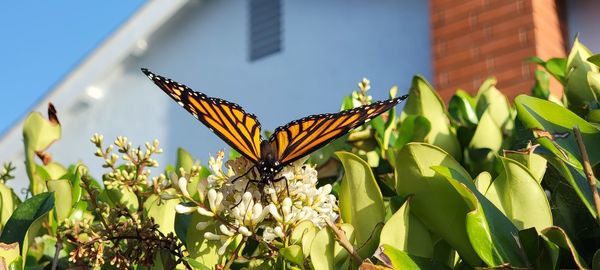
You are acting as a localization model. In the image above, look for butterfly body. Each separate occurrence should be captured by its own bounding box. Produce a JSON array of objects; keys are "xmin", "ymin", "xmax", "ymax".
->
[{"xmin": 141, "ymin": 68, "xmax": 408, "ymax": 187}]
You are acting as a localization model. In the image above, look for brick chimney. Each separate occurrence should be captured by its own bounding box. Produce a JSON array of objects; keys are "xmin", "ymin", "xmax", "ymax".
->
[{"xmin": 430, "ymin": 0, "xmax": 567, "ymax": 101}]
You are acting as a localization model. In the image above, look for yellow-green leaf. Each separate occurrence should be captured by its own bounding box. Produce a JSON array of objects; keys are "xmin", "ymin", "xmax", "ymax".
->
[{"xmin": 337, "ymin": 151, "xmax": 384, "ymax": 258}]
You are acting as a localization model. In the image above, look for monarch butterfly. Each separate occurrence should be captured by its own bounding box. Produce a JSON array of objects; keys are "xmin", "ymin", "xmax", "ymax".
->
[{"xmin": 141, "ymin": 68, "xmax": 408, "ymax": 189}]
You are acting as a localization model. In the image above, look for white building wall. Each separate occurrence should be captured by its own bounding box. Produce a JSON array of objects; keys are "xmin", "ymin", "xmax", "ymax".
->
[
  {"xmin": 4, "ymin": 0, "xmax": 431, "ymax": 193},
  {"xmin": 567, "ymin": 0, "xmax": 600, "ymax": 52}
]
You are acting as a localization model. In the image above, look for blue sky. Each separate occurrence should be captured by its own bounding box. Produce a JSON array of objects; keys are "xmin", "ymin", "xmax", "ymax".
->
[{"xmin": 0, "ymin": 1, "xmax": 145, "ymax": 135}]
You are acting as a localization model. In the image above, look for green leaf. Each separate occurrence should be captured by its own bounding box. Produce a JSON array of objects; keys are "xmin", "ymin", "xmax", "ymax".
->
[
  {"xmin": 105, "ymin": 185, "xmax": 139, "ymax": 213},
  {"xmin": 144, "ymin": 191, "xmax": 180, "ymax": 236},
  {"xmin": 22, "ymin": 111, "xmax": 61, "ymax": 195},
  {"xmin": 400, "ymin": 76, "xmax": 462, "ymax": 160},
  {"xmin": 541, "ymin": 226, "xmax": 588, "ymax": 269},
  {"xmin": 0, "ymin": 192, "xmax": 54, "ymax": 251},
  {"xmin": 475, "ymin": 77, "xmax": 514, "ymax": 133},
  {"xmin": 482, "ymin": 156, "xmax": 552, "ymax": 231},
  {"xmin": 545, "ymin": 58, "xmax": 567, "ymax": 84},
  {"xmin": 565, "ymin": 37, "xmax": 599, "ymax": 115},
  {"xmin": 290, "ymin": 220, "xmax": 317, "ymax": 258},
  {"xmin": 377, "ymin": 244, "xmax": 451, "ymax": 270},
  {"xmin": 380, "ymin": 86, "xmax": 399, "ymax": 150},
  {"xmin": 515, "ymin": 95, "xmax": 600, "ymax": 218},
  {"xmin": 588, "ymin": 54, "xmax": 600, "ymax": 67},
  {"xmin": 468, "ymin": 108, "xmax": 503, "ymax": 152},
  {"xmin": 0, "ymin": 182, "xmax": 17, "ymax": 229},
  {"xmin": 432, "ymin": 165, "xmax": 528, "ymax": 267},
  {"xmin": 0, "ymin": 242, "xmax": 20, "ymax": 267},
  {"xmin": 183, "ymin": 258, "xmax": 211, "ymax": 270},
  {"xmin": 281, "ymin": 245, "xmax": 304, "ymax": 267},
  {"xmin": 380, "ymin": 197, "xmax": 433, "ymax": 258},
  {"xmin": 337, "ymin": 151, "xmax": 385, "ymax": 258},
  {"xmin": 46, "ymin": 179, "xmax": 72, "ymax": 221},
  {"xmin": 310, "ymin": 228, "xmax": 335, "ymax": 270},
  {"xmin": 504, "ymin": 152, "xmax": 547, "ymax": 183},
  {"xmin": 395, "ymin": 115, "xmax": 431, "ymax": 149},
  {"xmin": 448, "ymin": 90, "xmax": 479, "ymax": 127},
  {"xmin": 532, "ymin": 70, "xmax": 550, "ymax": 99},
  {"xmin": 515, "ymin": 95, "xmax": 600, "ymax": 167},
  {"xmin": 393, "ymin": 143, "xmax": 480, "ymax": 265},
  {"xmin": 593, "ymin": 249, "xmax": 600, "ymax": 270},
  {"xmin": 185, "ymin": 213, "xmax": 220, "ymax": 266}
]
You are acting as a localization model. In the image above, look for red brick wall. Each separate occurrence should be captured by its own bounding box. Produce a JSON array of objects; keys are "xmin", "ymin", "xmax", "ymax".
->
[{"xmin": 430, "ymin": 0, "xmax": 566, "ymax": 101}]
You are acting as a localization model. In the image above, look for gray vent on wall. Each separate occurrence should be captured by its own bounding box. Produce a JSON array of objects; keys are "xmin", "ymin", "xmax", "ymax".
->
[{"xmin": 249, "ymin": 0, "xmax": 282, "ymax": 61}]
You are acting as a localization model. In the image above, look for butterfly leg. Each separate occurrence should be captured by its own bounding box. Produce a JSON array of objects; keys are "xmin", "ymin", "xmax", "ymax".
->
[
  {"xmin": 271, "ymin": 177, "xmax": 290, "ymax": 198},
  {"xmin": 232, "ymin": 178, "xmax": 260, "ymax": 208},
  {"xmin": 231, "ymin": 165, "xmax": 256, "ymax": 183}
]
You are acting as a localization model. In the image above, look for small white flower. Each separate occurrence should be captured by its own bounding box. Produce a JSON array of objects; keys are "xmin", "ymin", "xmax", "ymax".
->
[
  {"xmin": 178, "ymin": 177, "xmax": 190, "ymax": 198},
  {"xmin": 196, "ymin": 221, "xmax": 210, "ymax": 231},
  {"xmin": 197, "ymin": 207, "xmax": 215, "ymax": 217},
  {"xmin": 175, "ymin": 204, "xmax": 197, "ymax": 214}
]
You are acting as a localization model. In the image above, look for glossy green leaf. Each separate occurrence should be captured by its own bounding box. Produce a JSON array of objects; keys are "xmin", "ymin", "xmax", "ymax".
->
[
  {"xmin": 46, "ymin": 179, "xmax": 72, "ymax": 221},
  {"xmin": 545, "ymin": 58, "xmax": 567, "ymax": 84},
  {"xmin": 433, "ymin": 166, "xmax": 528, "ymax": 267},
  {"xmin": 105, "ymin": 185, "xmax": 139, "ymax": 213},
  {"xmin": 185, "ymin": 213, "xmax": 220, "ymax": 266},
  {"xmin": 515, "ymin": 95, "xmax": 600, "ymax": 168},
  {"xmin": 395, "ymin": 115, "xmax": 431, "ymax": 149},
  {"xmin": 475, "ymin": 78, "xmax": 514, "ymax": 133},
  {"xmin": 532, "ymin": 70, "xmax": 551, "ymax": 99},
  {"xmin": 0, "ymin": 243, "xmax": 19, "ymax": 267},
  {"xmin": 0, "ymin": 183, "xmax": 16, "ymax": 229},
  {"xmin": 565, "ymin": 37, "xmax": 598, "ymax": 114},
  {"xmin": 393, "ymin": 143, "xmax": 480, "ymax": 265},
  {"xmin": 377, "ymin": 244, "xmax": 450, "ymax": 270},
  {"xmin": 43, "ymin": 162, "xmax": 66, "ymax": 180},
  {"xmin": 183, "ymin": 258, "xmax": 211, "ymax": 270},
  {"xmin": 593, "ymin": 249, "xmax": 600, "ymax": 270},
  {"xmin": 541, "ymin": 226, "xmax": 588, "ymax": 269},
  {"xmin": 144, "ymin": 191, "xmax": 180, "ymax": 235},
  {"xmin": 310, "ymin": 228, "xmax": 335, "ymax": 270},
  {"xmin": 22, "ymin": 111, "xmax": 61, "ymax": 195},
  {"xmin": 588, "ymin": 71, "xmax": 600, "ymax": 105},
  {"xmin": 380, "ymin": 86, "xmax": 399, "ymax": 151},
  {"xmin": 504, "ymin": 152, "xmax": 547, "ymax": 183},
  {"xmin": 448, "ymin": 90, "xmax": 479, "ymax": 127},
  {"xmin": 281, "ymin": 245, "xmax": 304, "ymax": 267},
  {"xmin": 380, "ymin": 198, "xmax": 433, "ymax": 258},
  {"xmin": 400, "ymin": 76, "xmax": 461, "ymax": 160},
  {"xmin": 468, "ymin": 108, "xmax": 503, "ymax": 152},
  {"xmin": 290, "ymin": 220, "xmax": 317, "ymax": 258},
  {"xmin": 482, "ymin": 156, "xmax": 552, "ymax": 231},
  {"xmin": 588, "ymin": 54, "xmax": 600, "ymax": 67},
  {"xmin": 337, "ymin": 151, "xmax": 385, "ymax": 258},
  {"xmin": 515, "ymin": 95, "xmax": 600, "ymax": 218},
  {"xmin": 0, "ymin": 192, "xmax": 54, "ymax": 251},
  {"xmin": 65, "ymin": 165, "xmax": 84, "ymax": 205}
]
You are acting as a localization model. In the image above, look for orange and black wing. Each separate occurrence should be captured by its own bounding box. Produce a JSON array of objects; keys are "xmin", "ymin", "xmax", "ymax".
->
[
  {"xmin": 269, "ymin": 95, "xmax": 408, "ymax": 165},
  {"xmin": 142, "ymin": 68, "xmax": 263, "ymax": 163}
]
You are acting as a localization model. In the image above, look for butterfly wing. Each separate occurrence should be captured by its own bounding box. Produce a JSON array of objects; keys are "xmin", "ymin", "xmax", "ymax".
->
[
  {"xmin": 142, "ymin": 68, "xmax": 263, "ymax": 162},
  {"xmin": 269, "ymin": 95, "xmax": 408, "ymax": 165}
]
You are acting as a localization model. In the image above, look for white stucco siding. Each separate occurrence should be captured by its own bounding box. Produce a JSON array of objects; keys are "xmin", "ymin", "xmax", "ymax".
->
[{"xmin": 566, "ymin": 0, "xmax": 600, "ymax": 52}]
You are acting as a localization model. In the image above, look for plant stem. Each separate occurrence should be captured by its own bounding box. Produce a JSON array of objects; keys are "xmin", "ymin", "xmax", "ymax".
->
[
  {"xmin": 325, "ymin": 219, "xmax": 362, "ymax": 266},
  {"xmin": 224, "ymin": 237, "xmax": 247, "ymax": 270},
  {"xmin": 51, "ymin": 234, "xmax": 63, "ymax": 270},
  {"xmin": 573, "ymin": 126, "xmax": 600, "ymax": 223}
]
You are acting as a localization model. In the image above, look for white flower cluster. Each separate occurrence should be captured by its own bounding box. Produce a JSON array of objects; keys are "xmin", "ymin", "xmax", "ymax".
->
[{"xmin": 175, "ymin": 150, "xmax": 338, "ymax": 250}]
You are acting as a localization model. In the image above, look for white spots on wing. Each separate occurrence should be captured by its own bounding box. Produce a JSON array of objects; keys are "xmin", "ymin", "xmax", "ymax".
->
[{"xmin": 177, "ymin": 101, "xmax": 184, "ymax": 107}]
